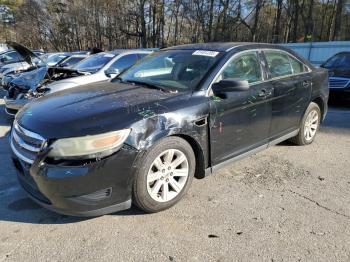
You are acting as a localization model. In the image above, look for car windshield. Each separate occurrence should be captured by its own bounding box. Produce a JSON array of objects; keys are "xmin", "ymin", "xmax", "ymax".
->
[
  {"xmin": 117, "ymin": 50, "xmax": 222, "ymax": 91},
  {"xmin": 57, "ymin": 56, "xmax": 86, "ymax": 68},
  {"xmin": 323, "ymin": 53, "xmax": 350, "ymax": 68},
  {"xmin": 45, "ymin": 54, "xmax": 69, "ymax": 66},
  {"xmin": 74, "ymin": 52, "xmax": 116, "ymax": 73}
]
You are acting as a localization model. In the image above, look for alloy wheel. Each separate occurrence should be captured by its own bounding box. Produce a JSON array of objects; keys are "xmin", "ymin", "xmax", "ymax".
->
[
  {"xmin": 304, "ymin": 109, "xmax": 319, "ymax": 141},
  {"xmin": 146, "ymin": 149, "xmax": 189, "ymax": 202}
]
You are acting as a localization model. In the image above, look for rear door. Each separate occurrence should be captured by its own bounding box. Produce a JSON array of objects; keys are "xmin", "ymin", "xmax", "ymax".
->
[
  {"xmin": 209, "ymin": 50, "xmax": 273, "ymax": 165},
  {"xmin": 262, "ymin": 50, "xmax": 312, "ymax": 139}
]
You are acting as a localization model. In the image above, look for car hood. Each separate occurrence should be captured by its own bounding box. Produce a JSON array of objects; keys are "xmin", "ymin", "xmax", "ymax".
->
[
  {"xmin": 1, "ymin": 62, "xmax": 26, "ymax": 70},
  {"xmin": 17, "ymin": 81, "xmax": 187, "ymax": 139},
  {"xmin": 11, "ymin": 67, "xmax": 86, "ymax": 91},
  {"xmin": 6, "ymin": 42, "xmax": 43, "ymax": 66},
  {"xmin": 11, "ymin": 66, "xmax": 47, "ymax": 90},
  {"xmin": 45, "ymin": 71, "xmax": 98, "ymax": 90}
]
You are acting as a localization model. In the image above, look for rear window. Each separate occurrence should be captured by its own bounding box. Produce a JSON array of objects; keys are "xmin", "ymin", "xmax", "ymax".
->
[
  {"xmin": 264, "ymin": 51, "xmax": 292, "ymax": 78},
  {"xmin": 289, "ymin": 55, "xmax": 307, "ymax": 74}
]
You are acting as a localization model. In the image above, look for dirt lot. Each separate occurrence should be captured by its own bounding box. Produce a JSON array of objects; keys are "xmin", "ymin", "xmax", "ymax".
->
[{"xmin": 0, "ymin": 92, "xmax": 349, "ymax": 262}]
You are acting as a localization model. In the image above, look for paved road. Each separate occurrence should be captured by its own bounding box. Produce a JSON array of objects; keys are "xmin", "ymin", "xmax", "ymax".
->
[{"xmin": 0, "ymin": 92, "xmax": 349, "ymax": 262}]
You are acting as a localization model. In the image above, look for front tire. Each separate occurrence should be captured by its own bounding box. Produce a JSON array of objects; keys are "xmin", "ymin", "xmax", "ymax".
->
[
  {"xmin": 290, "ymin": 102, "xmax": 321, "ymax": 145},
  {"xmin": 132, "ymin": 137, "xmax": 195, "ymax": 213}
]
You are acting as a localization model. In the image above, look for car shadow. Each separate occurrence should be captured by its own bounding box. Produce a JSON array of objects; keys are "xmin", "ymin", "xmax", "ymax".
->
[
  {"xmin": 328, "ymin": 93, "xmax": 350, "ymax": 109},
  {"xmin": 323, "ymin": 96, "xmax": 350, "ymax": 130}
]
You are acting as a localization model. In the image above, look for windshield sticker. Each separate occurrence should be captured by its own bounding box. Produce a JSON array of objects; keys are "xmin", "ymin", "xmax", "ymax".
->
[
  {"xmin": 192, "ymin": 50, "xmax": 219, "ymax": 57},
  {"xmin": 104, "ymin": 54, "xmax": 115, "ymax": 57}
]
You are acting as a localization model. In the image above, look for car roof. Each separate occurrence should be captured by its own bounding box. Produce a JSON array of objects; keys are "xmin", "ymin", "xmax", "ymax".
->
[
  {"xmin": 110, "ymin": 48, "xmax": 157, "ymax": 54},
  {"xmin": 66, "ymin": 54, "xmax": 88, "ymax": 58},
  {"xmin": 331, "ymin": 51, "xmax": 350, "ymax": 56},
  {"xmin": 164, "ymin": 42, "xmax": 288, "ymax": 52}
]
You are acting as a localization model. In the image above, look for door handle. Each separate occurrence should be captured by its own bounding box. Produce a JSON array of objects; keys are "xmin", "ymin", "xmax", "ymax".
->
[
  {"xmin": 302, "ymin": 80, "xmax": 311, "ymax": 88},
  {"xmin": 258, "ymin": 89, "xmax": 272, "ymax": 97}
]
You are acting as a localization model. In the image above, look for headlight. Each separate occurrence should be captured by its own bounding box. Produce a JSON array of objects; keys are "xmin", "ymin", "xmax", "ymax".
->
[{"xmin": 48, "ymin": 129, "xmax": 131, "ymax": 159}]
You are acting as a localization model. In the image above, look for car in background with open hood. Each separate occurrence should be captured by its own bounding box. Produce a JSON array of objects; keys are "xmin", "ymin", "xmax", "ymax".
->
[
  {"xmin": 0, "ymin": 42, "xmax": 44, "ymax": 81},
  {"xmin": 2, "ymin": 52, "xmax": 89, "ymax": 91},
  {"xmin": 4, "ymin": 49, "xmax": 154, "ymax": 115}
]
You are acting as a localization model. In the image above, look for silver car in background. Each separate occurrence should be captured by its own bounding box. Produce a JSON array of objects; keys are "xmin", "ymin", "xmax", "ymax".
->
[{"xmin": 44, "ymin": 49, "xmax": 153, "ymax": 93}]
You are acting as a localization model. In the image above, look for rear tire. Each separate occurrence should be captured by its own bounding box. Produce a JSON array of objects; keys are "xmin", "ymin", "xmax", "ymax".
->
[
  {"xmin": 132, "ymin": 137, "xmax": 195, "ymax": 213},
  {"xmin": 289, "ymin": 102, "xmax": 321, "ymax": 145}
]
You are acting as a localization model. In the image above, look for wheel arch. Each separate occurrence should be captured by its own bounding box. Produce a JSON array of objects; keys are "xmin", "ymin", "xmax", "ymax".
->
[
  {"xmin": 171, "ymin": 134, "xmax": 206, "ymax": 179},
  {"xmin": 311, "ymin": 96, "xmax": 326, "ymax": 122}
]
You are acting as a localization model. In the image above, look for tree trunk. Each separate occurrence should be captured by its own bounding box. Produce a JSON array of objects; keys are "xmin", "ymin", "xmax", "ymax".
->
[
  {"xmin": 332, "ymin": 0, "xmax": 343, "ymax": 40},
  {"xmin": 273, "ymin": 0, "xmax": 283, "ymax": 43}
]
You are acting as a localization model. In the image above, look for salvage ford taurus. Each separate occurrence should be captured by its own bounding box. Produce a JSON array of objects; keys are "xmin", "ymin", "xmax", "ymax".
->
[{"xmin": 11, "ymin": 43, "xmax": 329, "ymax": 216}]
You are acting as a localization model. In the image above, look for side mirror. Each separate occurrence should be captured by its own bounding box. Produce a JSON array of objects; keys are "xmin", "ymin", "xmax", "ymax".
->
[
  {"xmin": 104, "ymin": 68, "xmax": 120, "ymax": 78},
  {"xmin": 212, "ymin": 79, "xmax": 249, "ymax": 97}
]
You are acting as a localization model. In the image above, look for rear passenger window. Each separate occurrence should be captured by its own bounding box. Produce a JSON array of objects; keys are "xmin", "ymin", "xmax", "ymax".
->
[
  {"xmin": 264, "ymin": 51, "xmax": 292, "ymax": 78},
  {"xmin": 289, "ymin": 56, "xmax": 306, "ymax": 74}
]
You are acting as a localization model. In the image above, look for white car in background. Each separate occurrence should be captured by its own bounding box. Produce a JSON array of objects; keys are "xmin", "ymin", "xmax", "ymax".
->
[{"xmin": 43, "ymin": 49, "xmax": 153, "ymax": 94}]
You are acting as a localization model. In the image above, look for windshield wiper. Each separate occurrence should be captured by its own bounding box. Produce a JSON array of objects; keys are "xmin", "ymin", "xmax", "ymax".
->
[{"xmin": 124, "ymin": 80, "xmax": 170, "ymax": 92}]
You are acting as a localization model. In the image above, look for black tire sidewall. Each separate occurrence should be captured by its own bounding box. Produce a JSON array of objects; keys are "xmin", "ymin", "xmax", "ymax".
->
[{"xmin": 132, "ymin": 137, "xmax": 195, "ymax": 213}]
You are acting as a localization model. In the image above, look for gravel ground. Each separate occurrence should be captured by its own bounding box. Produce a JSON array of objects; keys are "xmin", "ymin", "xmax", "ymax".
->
[{"xmin": 0, "ymin": 92, "xmax": 349, "ymax": 262}]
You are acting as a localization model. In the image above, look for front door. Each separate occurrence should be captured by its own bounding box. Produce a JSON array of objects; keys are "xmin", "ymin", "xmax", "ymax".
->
[{"xmin": 209, "ymin": 51, "xmax": 273, "ymax": 165}]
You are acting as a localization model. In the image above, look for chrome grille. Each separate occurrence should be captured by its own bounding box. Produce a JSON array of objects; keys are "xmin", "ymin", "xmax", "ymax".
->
[
  {"xmin": 329, "ymin": 77, "xmax": 350, "ymax": 89},
  {"xmin": 10, "ymin": 121, "xmax": 45, "ymax": 164}
]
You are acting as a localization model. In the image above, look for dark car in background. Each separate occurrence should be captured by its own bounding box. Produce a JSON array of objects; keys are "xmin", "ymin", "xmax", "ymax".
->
[
  {"xmin": 321, "ymin": 52, "xmax": 350, "ymax": 95},
  {"xmin": 11, "ymin": 43, "xmax": 329, "ymax": 216}
]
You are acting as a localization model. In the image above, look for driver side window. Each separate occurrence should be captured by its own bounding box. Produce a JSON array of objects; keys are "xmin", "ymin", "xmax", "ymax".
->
[{"xmin": 218, "ymin": 52, "xmax": 262, "ymax": 83}]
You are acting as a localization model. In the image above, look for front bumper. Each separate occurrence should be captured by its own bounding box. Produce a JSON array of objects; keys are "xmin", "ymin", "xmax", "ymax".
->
[{"xmin": 12, "ymin": 146, "xmax": 139, "ymax": 217}]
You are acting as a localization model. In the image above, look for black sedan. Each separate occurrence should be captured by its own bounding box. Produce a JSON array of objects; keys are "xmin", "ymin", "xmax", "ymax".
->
[{"xmin": 11, "ymin": 43, "xmax": 329, "ymax": 216}]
